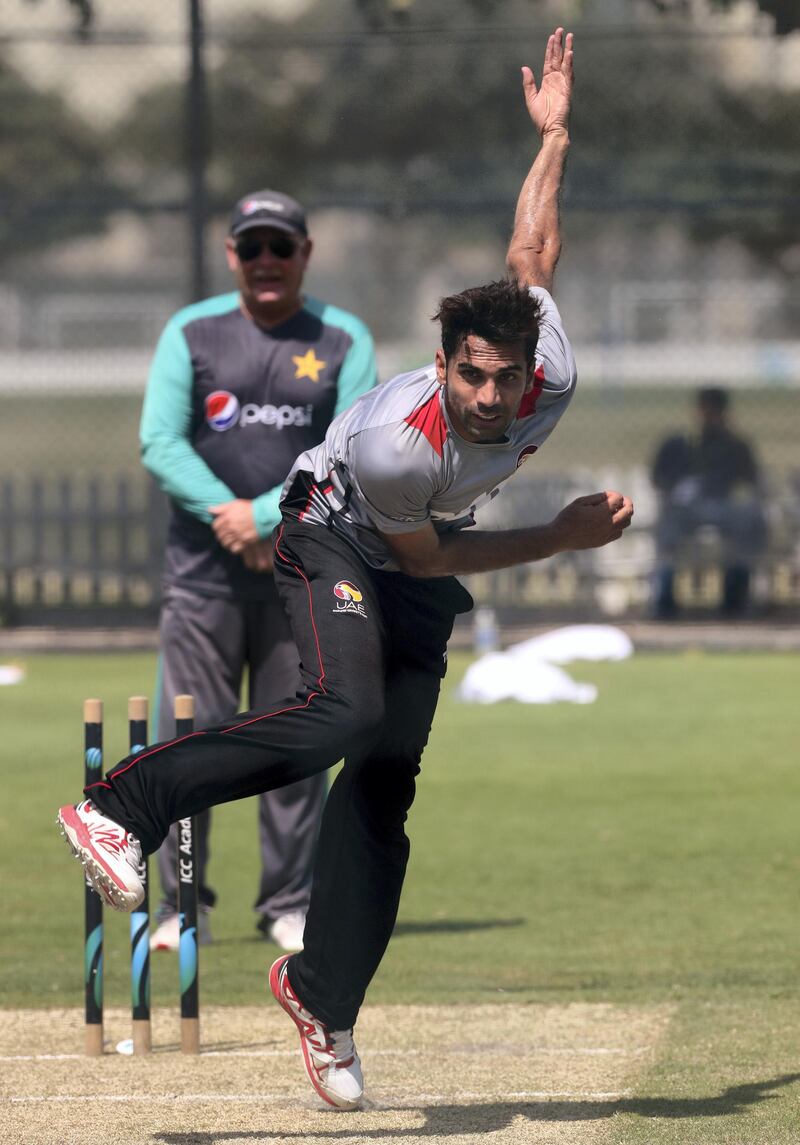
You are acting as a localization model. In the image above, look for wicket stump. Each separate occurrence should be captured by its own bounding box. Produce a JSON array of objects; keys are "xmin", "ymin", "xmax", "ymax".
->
[
  {"xmin": 128, "ymin": 696, "xmax": 151, "ymax": 1054},
  {"xmin": 175, "ymin": 694, "xmax": 200, "ymax": 1054},
  {"xmin": 83, "ymin": 698, "xmax": 104, "ymax": 1057},
  {"xmin": 80, "ymin": 694, "xmax": 200, "ymax": 1055}
]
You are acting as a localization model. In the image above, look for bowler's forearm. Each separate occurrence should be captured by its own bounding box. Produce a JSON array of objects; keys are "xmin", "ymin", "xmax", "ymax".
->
[
  {"xmin": 405, "ymin": 524, "xmax": 563, "ymax": 578},
  {"xmin": 506, "ymin": 130, "xmax": 570, "ymax": 290},
  {"xmin": 386, "ymin": 490, "xmax": 632, "ymax": 578}
]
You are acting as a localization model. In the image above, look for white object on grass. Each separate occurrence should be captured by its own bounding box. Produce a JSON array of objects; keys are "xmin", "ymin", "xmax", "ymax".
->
[
  {"xmin": 457, "ymin": 652, "xmax": 597, "ymax": 705},
  {"xmin": 507, "ymin": 624, "xmax": 633, "ymax": 665},
  {"xmin": 456, "ymin": 624, "xmax": 632, "ymax": 705}
]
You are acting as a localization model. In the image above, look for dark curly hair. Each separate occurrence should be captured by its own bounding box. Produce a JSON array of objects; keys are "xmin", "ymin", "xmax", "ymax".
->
[{"xmin": 432, "ymin": 279, "xmax": 543, "ymax": 367}]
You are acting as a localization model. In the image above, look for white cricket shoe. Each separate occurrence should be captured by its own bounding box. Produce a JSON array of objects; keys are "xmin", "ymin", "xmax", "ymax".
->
[
  {"xmin": 150, "ymin": 909, "xmax": 213, "ymax": 951},
  {"xmin": 268, "ymin": 910, "xmax": 306, "ymax": 952},
  {"xmin": 149, "ymin": 912, "xmax": 180, "ymax": 951},
  {"xmin": 57, "ymin": 800, "xmax": 144, "ymax": 912},
  {"xmin": 269, "ymin": 954, "xmax": 363, "ymax": 1111}
]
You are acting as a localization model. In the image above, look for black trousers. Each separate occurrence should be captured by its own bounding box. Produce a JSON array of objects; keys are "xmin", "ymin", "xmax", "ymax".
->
[{"xmin": 88, "ymin": 516, "xmax": 472, "ymax": 1028}]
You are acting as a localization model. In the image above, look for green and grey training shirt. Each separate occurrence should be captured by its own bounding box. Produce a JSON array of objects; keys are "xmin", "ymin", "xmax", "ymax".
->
[{"xmin": 140, "ymin": 291, "xmax": 377, "ymax": 598}]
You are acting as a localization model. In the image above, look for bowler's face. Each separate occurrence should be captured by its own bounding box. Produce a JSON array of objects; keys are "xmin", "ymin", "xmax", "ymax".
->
[
  {"xmin": 225, "ymin": 226, "xmax": 311, "ymax": 320},
  {"xmin": 437, "ymin": 336, "xmax": 534, "ymax": 444}
]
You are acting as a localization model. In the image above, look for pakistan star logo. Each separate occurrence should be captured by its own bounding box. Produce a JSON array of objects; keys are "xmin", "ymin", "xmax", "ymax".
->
[{"xmin": 292, "ymin": 348, "xmax": 326, "ymax": 382}]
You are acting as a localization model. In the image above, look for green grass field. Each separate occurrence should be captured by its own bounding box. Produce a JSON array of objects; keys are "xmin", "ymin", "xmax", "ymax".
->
[{"xmin": 1, "ymin": 649, "xmax": 799, "ymax": 1142}]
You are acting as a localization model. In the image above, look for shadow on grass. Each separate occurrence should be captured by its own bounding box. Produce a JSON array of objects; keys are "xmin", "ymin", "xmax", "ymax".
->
[
  {"xmin": 221, "ymin": 917, "xmax": 526, "ymax": 948},
  {"xmin": 154, "ymin": 1072, "xmax": 800, "ymax": 1142},
  {"xmin": 392, "ymin": 917, "xmax": 525, "ymax": 937}
]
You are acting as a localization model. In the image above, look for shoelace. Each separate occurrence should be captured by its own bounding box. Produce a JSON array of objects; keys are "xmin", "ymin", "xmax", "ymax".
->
[
  {"xmin": 328, "ymin": 1028, "xmax": 356, "ymax": 1070},
  {"xmin": 282, "ymin": 968, "xmax": 356, "ymax": 1070},
  {"xmin": 305, "ymin": 1017, "xmax": 356, "ymax": 1069}
]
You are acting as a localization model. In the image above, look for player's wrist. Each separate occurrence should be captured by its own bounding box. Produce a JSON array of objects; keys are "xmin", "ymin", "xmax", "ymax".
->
[
  {"xmin": 540, "ymin": 127, "xmax": 570, "ymax": 146},
  {"xmin": 527, "ymin": 520, "xmax": 564, "ymax": 560}
]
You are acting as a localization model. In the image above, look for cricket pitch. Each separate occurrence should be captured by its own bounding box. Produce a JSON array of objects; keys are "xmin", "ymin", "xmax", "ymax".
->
[{"xmin": 0, "ymin": 1002, "xmax": 673, "ymax": 1144}]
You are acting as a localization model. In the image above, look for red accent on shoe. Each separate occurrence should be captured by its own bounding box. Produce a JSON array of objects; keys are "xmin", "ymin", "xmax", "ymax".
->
[
  {"xmin": 60, "ymin": 804, "xmax": 133, "ymax": 891},
  {"xmin": 269, "ymin": 955, "xmax": 354, "ymax": 1110}
]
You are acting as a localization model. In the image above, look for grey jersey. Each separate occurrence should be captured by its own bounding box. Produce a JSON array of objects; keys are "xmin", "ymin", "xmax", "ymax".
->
[{"xmin": 281, "ymin": 287, "xmax": 577, "ymax": 570}]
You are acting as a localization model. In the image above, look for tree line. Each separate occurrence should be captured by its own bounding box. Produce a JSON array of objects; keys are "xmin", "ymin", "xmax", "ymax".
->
[{"xmin": 2, "ymin": 0, "xmax": 798, "ymax": 265}]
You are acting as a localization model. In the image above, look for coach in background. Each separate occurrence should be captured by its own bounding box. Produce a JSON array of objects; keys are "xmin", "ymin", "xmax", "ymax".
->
[
  {"xmin": 140, "ymin": 190, "xmax": 378, "ymax": 952},
  {"xmin": 650, "ymin": 386, "xmax": 767, "ymax": 619}
]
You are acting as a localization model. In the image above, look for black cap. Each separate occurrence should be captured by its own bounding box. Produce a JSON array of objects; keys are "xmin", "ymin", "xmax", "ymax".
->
[{"xmin": 229, "ymin": 190, "xmax": 308, "ymax": 238}]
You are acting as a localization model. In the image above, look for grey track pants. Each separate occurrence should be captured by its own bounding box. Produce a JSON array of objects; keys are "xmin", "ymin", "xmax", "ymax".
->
[{"xmin": 154, "ymin": 581, "xmax": 326, "ymax": 923}]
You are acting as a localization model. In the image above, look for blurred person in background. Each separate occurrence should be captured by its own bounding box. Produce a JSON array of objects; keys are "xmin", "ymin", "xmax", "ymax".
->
[
  {"xmin": 140, "ymin": 190, "xmax": 378, "ymax": 952},
  {"xmin": 650, "ymin": 386, "xmax": 767, "ymax": 619}
]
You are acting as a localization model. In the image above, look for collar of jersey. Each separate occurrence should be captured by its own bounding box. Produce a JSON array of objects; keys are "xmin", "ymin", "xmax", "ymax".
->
[{"xmin": 241, "ymin": 295, "xmax": 308, "ymax": 335}]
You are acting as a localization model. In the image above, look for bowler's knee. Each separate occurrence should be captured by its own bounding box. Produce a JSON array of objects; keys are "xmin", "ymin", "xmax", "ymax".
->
[
  {"xmin": 354, "ymin": 750, "xmax": 421, "ymax": 831},
  {"xmin": 332, "ymin": 692, "xmax": 386, "ymax": 755}
]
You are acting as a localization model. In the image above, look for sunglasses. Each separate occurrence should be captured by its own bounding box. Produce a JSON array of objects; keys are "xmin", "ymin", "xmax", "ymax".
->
[{"xmin": 234, "ymin": 234, "xmax": 300, "ymax": 262}]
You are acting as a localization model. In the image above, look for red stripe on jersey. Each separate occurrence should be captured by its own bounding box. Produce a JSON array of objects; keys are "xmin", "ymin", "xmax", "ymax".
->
[
  {"xmin": 517, "ymin": 364, "xmax": 546, "ymax": 419},
  {"xmin": 405, "ymin": 390, "xmax": 448, "ymax": 457},
  {"xmin": 297, "ymin": 484, "xmax": 317, "ymax": 522},
  {"xmin": 298, "ymin": 473, "xmax": 334, "ymax": 521}
]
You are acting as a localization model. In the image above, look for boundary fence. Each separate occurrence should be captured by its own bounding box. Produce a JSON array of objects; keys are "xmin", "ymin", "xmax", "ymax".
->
[
  {"xmin": 1, "ymin": 472, "xmax": 798, "ymax": 627},
  {"xmin": 0, "ymin": 476, "xmax": 167, "ymax": 626}
]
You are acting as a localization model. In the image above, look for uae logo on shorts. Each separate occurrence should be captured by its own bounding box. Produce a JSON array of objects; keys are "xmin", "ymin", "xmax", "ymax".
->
[
  {"xmin": 332, "ymin": 580, "xmax": 367, "ymax": 618},
  {"xmin": 205, "ymin": 390, "xmax": 240, "ymax": 432}
]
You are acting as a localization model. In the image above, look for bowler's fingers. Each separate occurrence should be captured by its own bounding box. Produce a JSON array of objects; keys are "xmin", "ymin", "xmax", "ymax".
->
[
  {"xmin": 521, "ymin": 64, "xmax": 538, "ymax": 100},
  {"xmin": 612, "ymin": 497, "xmax": 634, "ymax": 529},
  {"xmin": 524, "ymin": 27, "xmax": 572, "ymax": 93},
  {"xmin": 543, "ymin": 29, "xmax": 558, "ymax": 75},
  {"xmin": 573, "ymin": 492, "xmax": 609, "ymax": 507},
  {"xmin": 573, "ymin": 490, "xmax": 632, "ymax": 524},
  {"xmin": 564, "ymin": 33, "xmax": 574, "ymax": 84},
  {"xmin": 543, "ymin": 28, "xmax": 574, "ymax": 83}
]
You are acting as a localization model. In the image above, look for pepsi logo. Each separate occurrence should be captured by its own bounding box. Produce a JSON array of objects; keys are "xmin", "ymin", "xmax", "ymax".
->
[
  {"xmin": 205, "ymin": 391, "xmax": 240, "ymax": 432},
  {"xmin": 242, "ymin": 198, "xmax": 285, "ymax": 215}
]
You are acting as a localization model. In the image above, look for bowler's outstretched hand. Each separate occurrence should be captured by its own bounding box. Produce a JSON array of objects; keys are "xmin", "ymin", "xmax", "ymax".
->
[{"xmin": 522, "ymin": 26, "xmax": 574, "ymax": 139}]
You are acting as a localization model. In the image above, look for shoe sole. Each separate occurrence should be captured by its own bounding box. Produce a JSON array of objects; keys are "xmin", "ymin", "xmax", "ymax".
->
[
  {"xmin": 57, "ymin": 805, "xmax": 143, "ymax": 912},
  {"xmin": 268, "ymin": 955, "xmax": 362, "ymax": 1112}
]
